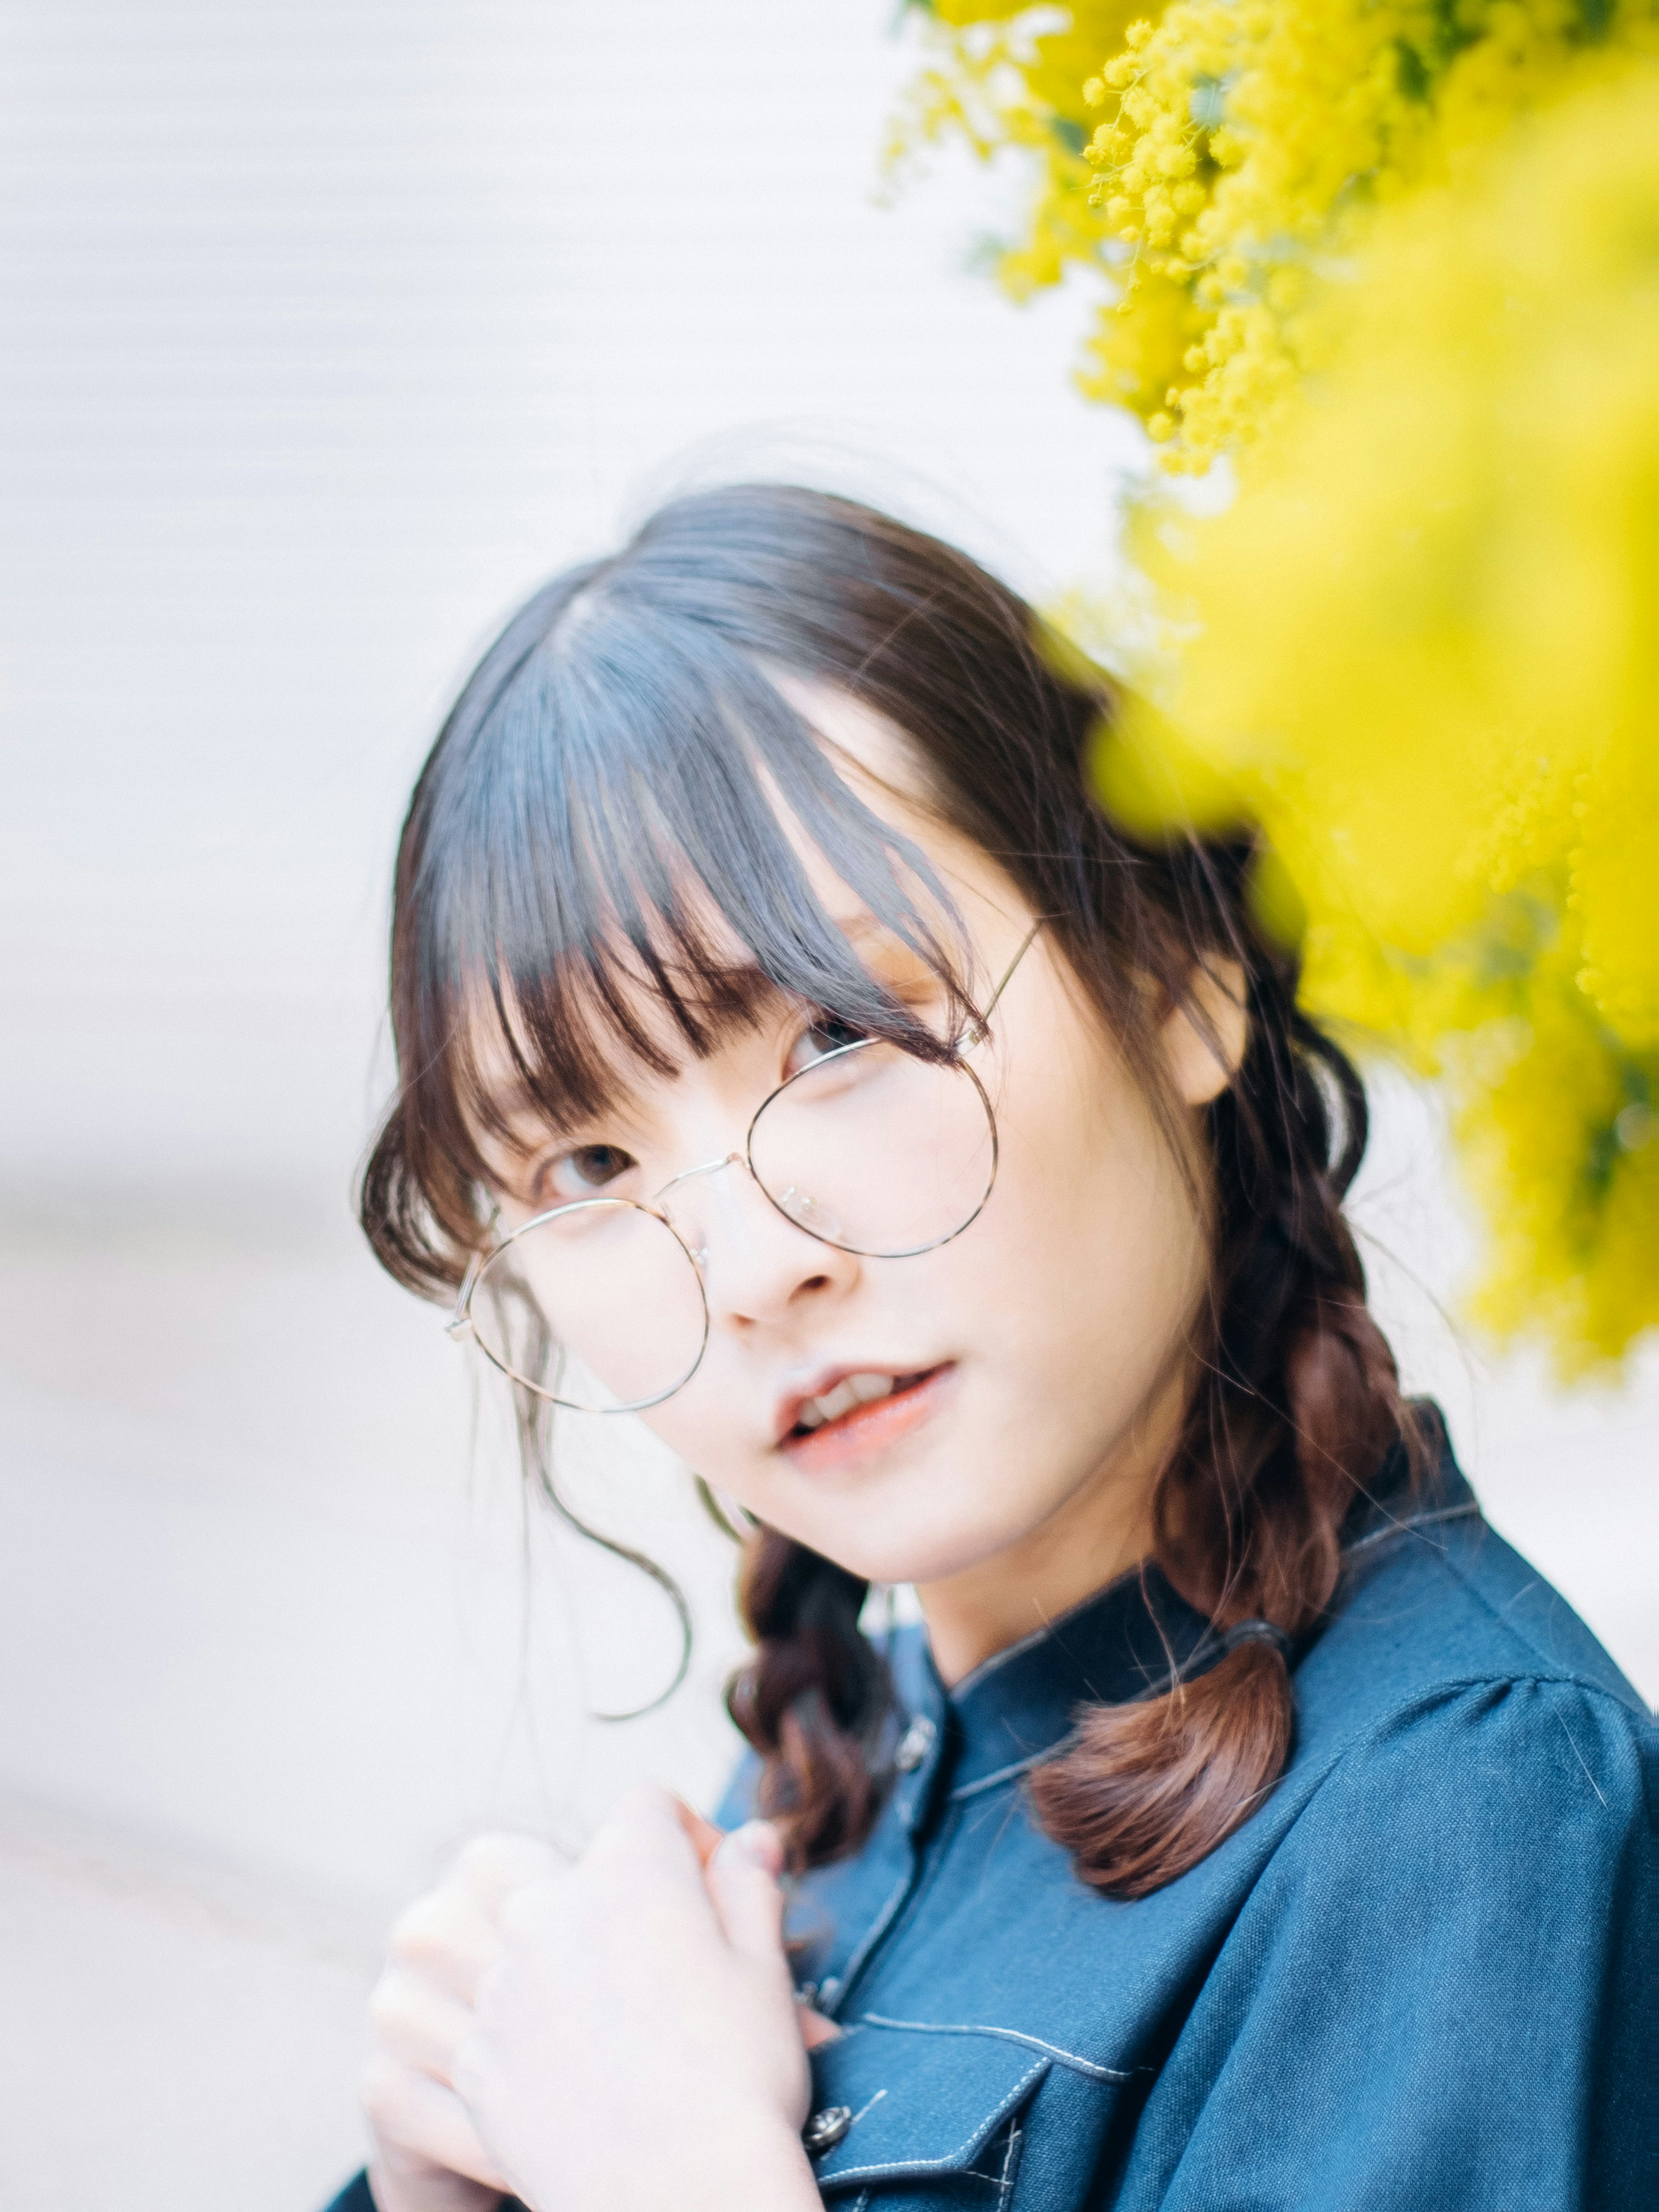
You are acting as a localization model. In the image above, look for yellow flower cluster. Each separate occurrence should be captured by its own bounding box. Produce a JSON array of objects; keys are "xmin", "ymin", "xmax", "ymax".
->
[
  {"xmin": 897, "ymin": 0, "xmax": 1658, "ymax": 470},
  {"xmin": 1098, "ymin": 67, "xmax": 1659, "ymax": 1366},
  {"xmin": 890, "ymin": 4, "xmax": 1141, "ymax": 297},
  {"xmin": 895, "ymin": 9, "xmax": 1657, "ymax": 1367}
]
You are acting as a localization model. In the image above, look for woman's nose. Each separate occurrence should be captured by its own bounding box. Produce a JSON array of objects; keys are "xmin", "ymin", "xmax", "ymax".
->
[{"xmin": 672, "ymin": 1160, "xmax": 859, "ymax": 1327}]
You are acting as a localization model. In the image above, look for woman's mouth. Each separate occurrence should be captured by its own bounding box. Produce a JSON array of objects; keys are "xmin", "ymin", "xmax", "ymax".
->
[{"xmin": 779, "ymin": 1363, "xmax": 956, "ymax": 1471}]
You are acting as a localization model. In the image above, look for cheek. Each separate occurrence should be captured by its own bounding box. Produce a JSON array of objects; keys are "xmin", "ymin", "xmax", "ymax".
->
[
  {"xmin": 630, "ymin": 1392, "xmax": 715, "ymax": 1477},
  {"xmin": 629, "ymin": 1346, "xmax": 787, "ymax": 1493},
  {"xmin": 629, "ymin": 1035, "xmax": 1210, "ymax": 1557},
  {"xmin": 988, "ymin": 1037, "xmax": 1206, "ymax": 1357}
]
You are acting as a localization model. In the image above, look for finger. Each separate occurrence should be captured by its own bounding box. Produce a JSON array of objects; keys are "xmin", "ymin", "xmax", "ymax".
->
[
  {"xmin": 671, "ymin": 1796, "xmax": 725, "ymax": 1869},
  {"xmin": 704, "ymin": 1821, "xmax": 788, "ymax": 1964},
  {"xmin": 388, "ymin": 1890, "xmax": 499, "ymax": 2005},
  {"xmin": 369, "ymin": 1966, "xmax": 476, "ymax": 2082},
  {"xmin": 361, "ymin": 2055, "xmax": 512, "ymax": 2190},
  {"xmin": 798, "ymin": 2004, "xmax": 842, "ymax": 2051},
  {"xmin": 588, "ymin": 1782, "xmax": 708, "ymax": 1896},
  {"xmin": 606, "ymin": 1779, "xmax": 693, "ymax": 1837},
  {"xmin": 495, "ymin": 1872, "xmax": 564, "ymax": 1944},
  {"xmin": 453, "ymin": 1831, "xmax": 566, "ymax": 1917}
]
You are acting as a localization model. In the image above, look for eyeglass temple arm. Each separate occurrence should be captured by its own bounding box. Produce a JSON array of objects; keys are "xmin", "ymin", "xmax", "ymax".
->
[
  {"xmin": 448, "ymin": 1204, "xmax": 503, "ymax": 1334},
  {"xmin": 960, "ymin": 917, "xmax": 1046, "ymax": 1052}
]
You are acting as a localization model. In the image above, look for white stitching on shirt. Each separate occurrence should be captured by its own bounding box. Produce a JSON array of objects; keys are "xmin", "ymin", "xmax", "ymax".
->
[
  {"xmin": 858, "ymin": 2013, "xmax": 1135, "ymax": 2082},
  {"xmin": 1342, "ymin": 1500, "xmax": 1481, "ymax": 1557},
  {"xmin": 995, "ymin": 2115, "xmax": 1025, "ymax": 2209},
  {"xmin": 947, "ymin": 1503, "xmax": 1490, "ymax": 1803},
  {"xmin": 817, "ymin": 2053, "xmax": 1048, "ymax": 2182}
]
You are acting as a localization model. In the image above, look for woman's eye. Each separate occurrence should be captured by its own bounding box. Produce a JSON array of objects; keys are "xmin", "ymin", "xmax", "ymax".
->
[
  {"xmin": 542, "ymin": 1143, "xmax": 637, "ymax": 1199},
  {"xmin": 786, "ymin": 1014, "xmax": 868, "ymax": 1076}
]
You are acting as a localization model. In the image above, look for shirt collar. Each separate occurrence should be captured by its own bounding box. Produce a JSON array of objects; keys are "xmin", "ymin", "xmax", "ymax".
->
[
  {"xmin": 944, "ymin": 1567, "xmax": 1213, "ymax": 1794},
  {"xmin": 879, "ymin": 1563, "xmax": 1211, "ymax": 1805},
  {"xmin": 880, "ymin": 1409, "xmax": 1463, "ymax": 1806}
]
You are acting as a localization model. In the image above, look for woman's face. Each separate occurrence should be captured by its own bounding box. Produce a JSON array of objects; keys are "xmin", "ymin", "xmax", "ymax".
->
[{"xmin": 475, "ymin": 690, "xmax": 1235, "ymax": 1646}]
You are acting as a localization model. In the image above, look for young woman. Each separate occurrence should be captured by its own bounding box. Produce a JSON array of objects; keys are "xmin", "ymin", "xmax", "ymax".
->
[{"xmin": 323, "ymin": 487, "xmax": 1651, "ymax": 2212}]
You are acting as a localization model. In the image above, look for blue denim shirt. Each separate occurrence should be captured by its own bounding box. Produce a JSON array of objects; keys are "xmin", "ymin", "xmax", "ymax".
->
[{"xmin": 323, "ymin": 1417, "xmax": 1653, "ymax": 2210}]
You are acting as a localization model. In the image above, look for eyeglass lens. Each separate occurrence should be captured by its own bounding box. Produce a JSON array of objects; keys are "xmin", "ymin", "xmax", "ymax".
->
[
  {"xmin": 468, "ymin": 1042, "xmax": 995, "ymax": 1412},
  {"xmin": 746, "ymin": 1039, "xmax": 994, "ymax": 1258}
]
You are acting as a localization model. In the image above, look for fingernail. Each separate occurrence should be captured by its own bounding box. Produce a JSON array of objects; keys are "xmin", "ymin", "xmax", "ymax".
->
[{"xmin": 721, "ymin": 1819, "xmax": 784, "ymax": 1875}]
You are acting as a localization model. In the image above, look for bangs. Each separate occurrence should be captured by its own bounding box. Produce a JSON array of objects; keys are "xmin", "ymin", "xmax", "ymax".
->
[{"xmin": 407, "ymin": 590, "xmax": 977, "ymax": 1196}]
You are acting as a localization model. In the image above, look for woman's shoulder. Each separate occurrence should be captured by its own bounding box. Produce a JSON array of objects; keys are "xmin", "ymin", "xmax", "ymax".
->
[
  {"xmin": 1279, "ymin": 1662, "xmax": 1651, "ymax": 1893},
  {"xmin": 1296, "ymin": 1421, "xmax": 1650, "ymax": 1772},
  {"xmin": 1102, "ymin": 1467, "xmax": 1651, "ymax": 2209},
  {"xmin": 1119, "ymin": 1614, "xmax": 1651, "ymax": 2212},
  {"xmin": 1274, "ymin": 1418, "xmax": 1652, "ymax": 1869}
]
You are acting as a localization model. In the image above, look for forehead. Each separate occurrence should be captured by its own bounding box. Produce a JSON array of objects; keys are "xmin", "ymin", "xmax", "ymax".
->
[
  {"xmin": 775, "ymin": 678, "xmax": 934, "ymax": 807},
  {"xmin": 731, "ymin": 676, "xmax": 932, "ymax": 898},
  {"xmin": 474, "ymin": 890, "xmax": 950, "ymax": 1106},
  {"xmin": 462, "ymin": 694, "xmax": 953, "ymax": 1145},
  {"xmin": 469, "ymin": 903, "xmax": 899, "ymax": 1115}
]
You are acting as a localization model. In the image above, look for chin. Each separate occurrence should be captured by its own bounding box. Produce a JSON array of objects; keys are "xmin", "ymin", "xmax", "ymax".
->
[{"xmin": 799, "ymin": 1501, "xmax": 1026, "ymax": 1595}]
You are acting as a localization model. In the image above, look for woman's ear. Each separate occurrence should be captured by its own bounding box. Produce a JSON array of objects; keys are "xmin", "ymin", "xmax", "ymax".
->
[{"xmin": 1160, "ymin": 959, "xmax": 1249, "ymax": 1107}]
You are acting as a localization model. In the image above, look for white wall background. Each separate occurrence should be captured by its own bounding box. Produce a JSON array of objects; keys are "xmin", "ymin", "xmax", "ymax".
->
[{"xmin": 0, "ymin": 6, "xmax": 1651, "ymax": 2208}]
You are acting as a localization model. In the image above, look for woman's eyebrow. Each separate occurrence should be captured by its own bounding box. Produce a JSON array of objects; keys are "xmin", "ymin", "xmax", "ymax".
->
[
  {"xmin": 677, "ymin": 921, "xmax": 920, "ymax": 1016},
  {"xmin": 828, "ymin": 906, "xmax": 896, "ymax": 951},
  {"xmin": 796, "ymin": 908, "xmax": 921, "ymax": 975},
  {"xmin": 484, "ymin": 1069, "xmax": 649, "ymax": 1147},
  {"xmin": 479, "ymin": 911, "xmax": 917, "ymax": 1138}
]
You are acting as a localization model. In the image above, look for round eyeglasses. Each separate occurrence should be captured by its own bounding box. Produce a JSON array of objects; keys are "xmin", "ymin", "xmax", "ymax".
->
[{"xmin": 447, "ymin": 920, "xmax": 1044, "ymax": 1413}]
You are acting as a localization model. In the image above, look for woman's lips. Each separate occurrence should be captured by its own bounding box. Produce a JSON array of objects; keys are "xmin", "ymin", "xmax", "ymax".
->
[{"xmin": 779, "ymin": 1363, "xmax": 957, "ymax": 1472}]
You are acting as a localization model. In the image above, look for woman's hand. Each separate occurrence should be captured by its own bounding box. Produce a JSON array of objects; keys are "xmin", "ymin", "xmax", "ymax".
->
[
  {"xmin": 362, "ymin": 1831, "xmax": 563, "ymax": 2212},
  {"xmin": 455, "ymin": 1785, "xmax": 822, "ymax": 2212}
]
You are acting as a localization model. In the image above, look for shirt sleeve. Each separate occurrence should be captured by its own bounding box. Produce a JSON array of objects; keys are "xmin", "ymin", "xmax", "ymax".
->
[
  {"xmin": 317, "ymin": 2176, "xmax": 374, "ymax": 2212},
  {"xmin": 1129, "ymin": 1676, "xmax": 1654, "ymax": 2212},
  {"xmin": 712, "ymin": 1745, "xmax": 763, "ymax": 1831},
  {"xmin": 315, "ymin": 2177, "xmax": 531, "ymax": 2212}
]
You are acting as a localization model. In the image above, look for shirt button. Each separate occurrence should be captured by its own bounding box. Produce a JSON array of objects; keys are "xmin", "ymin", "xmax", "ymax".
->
[
  {"xmin": 802, "ymin": 2105, "xmax": 853, "ymax": 2156},
  {"xmin": 894, "ymin": 1713, "xmax": 936, "ymax": 1771}
]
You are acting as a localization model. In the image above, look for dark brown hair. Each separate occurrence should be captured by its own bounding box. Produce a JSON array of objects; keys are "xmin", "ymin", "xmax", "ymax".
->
[{"xmin": 361, "ymin": 483, "xmax": 1411, "ymax": 1899}]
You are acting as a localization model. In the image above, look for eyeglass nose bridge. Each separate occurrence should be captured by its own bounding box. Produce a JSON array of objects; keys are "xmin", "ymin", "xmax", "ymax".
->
[
  {"xmin": 653, "ymin": 1144, "xmax": 853, "ymax": 1273},
  {"xmin": 655, "ymin": 1148, "xmax": 746, "ymax": 1203},
  {"xmin": 652, "ymin": 1148, "xmax": 749, "ymax": 1270}
]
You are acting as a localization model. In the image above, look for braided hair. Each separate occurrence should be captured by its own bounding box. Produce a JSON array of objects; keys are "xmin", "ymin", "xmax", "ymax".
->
[{"xmin": 361, "ymin": 483, "xmax": 1415, "ymax": 1899}]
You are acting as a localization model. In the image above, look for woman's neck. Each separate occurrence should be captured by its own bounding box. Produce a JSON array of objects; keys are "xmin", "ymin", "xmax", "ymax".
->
[{"xmin": 914, "ymin": 1364, "xmax": 1182, "ymax": 1688}]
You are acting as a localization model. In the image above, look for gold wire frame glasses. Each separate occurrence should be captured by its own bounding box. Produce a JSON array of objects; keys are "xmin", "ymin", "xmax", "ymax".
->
[{"xmin": 447, "ymin": 919, "xmax": 1045, "ymax": 1413}]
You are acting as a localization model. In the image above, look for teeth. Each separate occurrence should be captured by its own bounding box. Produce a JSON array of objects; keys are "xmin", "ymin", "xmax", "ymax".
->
[
  {"xmin": 795, "ymin": 1372, "xmax": 898, "ymax": 1432},
  {"xmin": 849, "ymin": 1372, "xmax": 897, "ymax": 1407}
]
